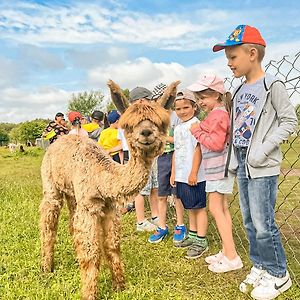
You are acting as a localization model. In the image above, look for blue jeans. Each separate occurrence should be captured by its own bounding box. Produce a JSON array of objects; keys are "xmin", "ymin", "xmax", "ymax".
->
[{"xmin": 236, "ymin": 147, "xmax": 287, "ymax": 277}]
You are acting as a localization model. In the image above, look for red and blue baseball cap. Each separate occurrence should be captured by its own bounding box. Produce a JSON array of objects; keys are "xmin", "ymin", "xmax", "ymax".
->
[{"xmin": 213, "ymin": 25, "xmax": 266, "ymax": 52}]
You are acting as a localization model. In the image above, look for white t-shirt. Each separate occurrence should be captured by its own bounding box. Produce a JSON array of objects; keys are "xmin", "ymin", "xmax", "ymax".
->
[
  {"xmin": 174, "ymin": 116, "xmax": 205, "ymax": 184},
  {"xmin": 117, "ymin": 128, "xmax": 129, "ymax": 151}
]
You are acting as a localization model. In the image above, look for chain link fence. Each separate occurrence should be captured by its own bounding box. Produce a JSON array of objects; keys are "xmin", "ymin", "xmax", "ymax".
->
[{"xmin": 166, "ymin": 52, "xmax": 300, "ymax": 290}]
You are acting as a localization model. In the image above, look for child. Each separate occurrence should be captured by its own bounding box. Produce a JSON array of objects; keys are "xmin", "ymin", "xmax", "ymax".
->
[
  {"xmin": 129, "ymin": 87, "xmax": 159, "ymax": 232},
  {"xmin": 213, "ymin": 25, "xmax": 297, "ymax": 299},
  {"xmin": 68, "ymin": 111, "xmax": 88, "ymax": 137},
  {"xmin": 171, "ymin": 89, "xmax": 208, "ymax": 259},
  {"xmin": 98, "ymin": 110, "xmax": 122, "ymax": 163},
  {"xmin": 189, "ymin": 74, "xmax": 243, "ymax": 272},
  {"xmin": 148, "ymin": 83, "xmax": 186, "ymax": 244}
]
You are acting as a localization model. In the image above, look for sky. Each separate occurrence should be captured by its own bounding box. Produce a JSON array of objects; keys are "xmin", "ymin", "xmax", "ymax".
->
[{"xmin": 1, "ymin": 0, "xmax": 300, "ymax": 123}]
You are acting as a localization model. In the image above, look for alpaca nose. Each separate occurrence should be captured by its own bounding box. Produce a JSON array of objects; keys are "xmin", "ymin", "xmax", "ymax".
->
[{"xmin": 141, "ymin": 129, "xmax": 152, "ymax": 137}]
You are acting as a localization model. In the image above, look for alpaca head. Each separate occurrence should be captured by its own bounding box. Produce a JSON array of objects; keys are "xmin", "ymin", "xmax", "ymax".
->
[{"xmin": 107, "ymin": 80, "xmax": 180, "ymax": 159}]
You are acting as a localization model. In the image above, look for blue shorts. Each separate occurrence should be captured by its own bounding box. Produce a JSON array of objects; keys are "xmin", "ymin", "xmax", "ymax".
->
[
  {"xmin": 176, "ymin": 181, "xmax": 206, "ymax": 209},
  {"xmin": 157, "ymin": 152, "xmax": 176, "ymax": 197}
]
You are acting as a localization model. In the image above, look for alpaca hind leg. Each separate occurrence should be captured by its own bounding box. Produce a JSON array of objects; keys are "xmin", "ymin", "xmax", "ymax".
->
[
  {"xmin": 65, "ymin": 195, "xmax": 76, "ymax": 236},
  {"xmin": 40, "ymin": 193, "xmax": 63, "ymax": 272},
  {"xmin": 102, "ymin": 209, "xmax": 125, "ymax": 290},
  {"xmin": 73, "ymin": 209, "xmax": 101, "ymax": 300}
]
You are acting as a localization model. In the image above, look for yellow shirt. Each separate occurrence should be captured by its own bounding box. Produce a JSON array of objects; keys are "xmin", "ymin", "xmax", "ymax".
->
[
  {"xmin": 82, "ymin": 122, "xmax": 99, "ymax": 133},
  {"xmin": 98, "ymin": 127, "xmax": 121, "ymax": 156}
]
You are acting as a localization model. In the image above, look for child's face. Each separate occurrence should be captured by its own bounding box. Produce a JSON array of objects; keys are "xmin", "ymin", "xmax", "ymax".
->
[
  {"xmin": 225, "ymin": 45, "xmax": 252, "ymax": 78},
  {"xmin": 197, "ymin": 91, "xmax": 220, "ymax": 113},
  {"xmin": 175, "ymin": 99, "xmax": 196, "ymax": 122}
]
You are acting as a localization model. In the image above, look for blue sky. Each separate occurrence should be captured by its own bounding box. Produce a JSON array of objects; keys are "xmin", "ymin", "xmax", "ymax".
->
[{"xmin": 1, "ymin": 0, "xmax": 300, "ymax": 123}]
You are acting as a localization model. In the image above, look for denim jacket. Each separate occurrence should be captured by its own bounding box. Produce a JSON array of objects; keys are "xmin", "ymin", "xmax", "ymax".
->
[{"xmin": 226, "ymin": 73, "xmax": 298, "ymax": 178}]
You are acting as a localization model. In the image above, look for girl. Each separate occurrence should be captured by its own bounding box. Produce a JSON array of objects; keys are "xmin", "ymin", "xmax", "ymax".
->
[
  {"xmin": 189, "ymin": 74, "xmax": 243, "ymax": 272},
  {"xmin": 170, "ymin": 89, "xmax": 208, "ymax": 259},
  {"xmin": 68, "ymin": 111, "xmax": 88, "ymax": 137}
]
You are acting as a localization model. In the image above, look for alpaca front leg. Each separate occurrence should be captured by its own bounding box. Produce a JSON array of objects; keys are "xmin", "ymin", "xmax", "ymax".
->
[
  {"xmin": 40, "ymin": 196, "xmax": 63, "ymax": 272},
  {"xmin": 73, "ymin": 209, "xmax": 101, "ymax": 300},
  {"xmin": 102, "ymin": 210, "xmax": 125, "ymax": 291}
]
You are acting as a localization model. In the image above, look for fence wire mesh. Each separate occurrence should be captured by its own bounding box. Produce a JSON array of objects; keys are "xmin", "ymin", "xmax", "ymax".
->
[{"xmin": 166, "ymin": 52, "xmax": 300, "ymax": 293}]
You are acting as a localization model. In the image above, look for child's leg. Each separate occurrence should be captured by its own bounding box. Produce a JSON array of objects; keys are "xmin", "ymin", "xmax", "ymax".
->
[
  {"xmin": 149, "ymin": 188, "xmax": 158, "ymax": 220},
  {"xmin": 195, "ymin": 208, "xmax": 208, "ymax": 237},
  {"xmin": 135, "ymin": 194, "xmax": 146, "ymax": 223},
  {"xmin": 157, "ymin": 196, "xmax": 168, "ymax": 229},
  {"xmin": 248, "ymin": 176, "xmax": 287, "ymax": 277},
  {"xmin": 175, "ymin": 197, "xmax": 184, "ymax": 225},
  {"xmin": 208, "ymin": 192, "xmax": 237, "ymax": 260}
]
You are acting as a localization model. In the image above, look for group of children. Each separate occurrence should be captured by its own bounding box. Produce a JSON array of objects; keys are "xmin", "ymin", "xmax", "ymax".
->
[
  {"xmin": 132, "ymin": 24, "xmax": 297, "ymax": 300},
  {"xmin": 45, "ymin": 24, "xmax": 297, "ymax": 300}
]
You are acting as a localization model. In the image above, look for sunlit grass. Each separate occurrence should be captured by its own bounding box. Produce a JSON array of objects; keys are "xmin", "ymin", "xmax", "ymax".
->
[{"xmin": 0, "ymin": 146, "xmax": 299, "ymax": 299}]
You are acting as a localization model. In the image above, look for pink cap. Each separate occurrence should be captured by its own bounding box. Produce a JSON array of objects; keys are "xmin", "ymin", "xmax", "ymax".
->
[{"xmin": 188, "ymin": 74, "xmax": 225, "ymax": 94}]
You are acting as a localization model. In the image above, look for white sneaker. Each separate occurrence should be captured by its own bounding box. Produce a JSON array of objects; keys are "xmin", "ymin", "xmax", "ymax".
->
[
  {"xmin": 251, "ymin": 271, "xmax": 292, "ymax": 300},
  {"xmin": 151, "ymin": 217, "xmax": 159, "ymax": 226},
  {"xmin": 136, "ymin": 219, "xmax": 157, "ymax": 232},
  {"xmin": 240, "ymin": 266, "xmax": 266, "ymax": 293},
  {"xmin": 208, "ymin": 255, "xmax": 243, "ymax": 273},
  {"xmin": 205, "ymin": 251, "xmax": 223, "ymax": 264}
]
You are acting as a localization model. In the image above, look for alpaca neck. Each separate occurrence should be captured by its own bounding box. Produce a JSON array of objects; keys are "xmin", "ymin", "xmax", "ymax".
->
[{"xmin": 119, "ymin": 154, "xmax": 153, "ymax": 195}]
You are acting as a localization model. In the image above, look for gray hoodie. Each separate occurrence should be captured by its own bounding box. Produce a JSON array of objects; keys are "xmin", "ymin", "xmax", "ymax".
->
[{"xmin": 226, "ymin": 73, "xmax": 298, "ymax": 178}]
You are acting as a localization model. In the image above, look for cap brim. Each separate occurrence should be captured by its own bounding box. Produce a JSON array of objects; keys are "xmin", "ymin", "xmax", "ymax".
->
[
  {"xmin": 212, "ymin": 44, "xmax": 226, "ymax": 52},
  {"xmin": 212, "ymin": 41, "xmax": 243, "ymax": 52},
  {"xmin": 187, "ymin": 83, "xmax": 208, "ymax": 92}
]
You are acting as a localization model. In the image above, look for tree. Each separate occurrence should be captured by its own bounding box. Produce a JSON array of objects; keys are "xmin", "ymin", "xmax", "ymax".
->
[
  {"xmin": 9, "ymin": 119, "xmax": 48, "ymax": 143},
  {"xmin": 0, "ymin": 128, "xmax": 9, "ymax": 146},
  {"xmin": 68, "ymin": 90, "xmax": 105, "ymax": 116}
]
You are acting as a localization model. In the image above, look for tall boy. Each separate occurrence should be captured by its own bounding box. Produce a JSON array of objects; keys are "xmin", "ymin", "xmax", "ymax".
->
[{"xmin": 213, "ymin": 25, "xmax": 297, "ymax": 299}]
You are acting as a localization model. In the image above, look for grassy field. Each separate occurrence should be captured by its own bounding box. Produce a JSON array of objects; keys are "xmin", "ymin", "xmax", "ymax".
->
[{"xmin": 0, "ymin": 145, "xmax": 299, "ymax": 300}]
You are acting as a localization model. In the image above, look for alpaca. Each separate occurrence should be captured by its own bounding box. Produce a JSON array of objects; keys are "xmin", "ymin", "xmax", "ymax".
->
[{"xmin": 40, "ymin": 80, "xmax": 179, "ymax": 300}]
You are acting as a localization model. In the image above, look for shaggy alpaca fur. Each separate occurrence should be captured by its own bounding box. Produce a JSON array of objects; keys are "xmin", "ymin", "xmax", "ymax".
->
[{"xmin": 40, "ymin": 80, "xmax": 179, "ymax": 300}]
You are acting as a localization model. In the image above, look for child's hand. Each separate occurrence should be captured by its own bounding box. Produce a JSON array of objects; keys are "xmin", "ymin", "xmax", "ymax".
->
[
  {"xmin": 188, "ymin": 172, "xmax": 197, "ymax": 186},
  {"xmin": 170, "ymin": 173, "xmax": 176, "ymax": 187},
  {"xmin": 190, "ymin": 122, "xmax": 199, "ymax": 132}
]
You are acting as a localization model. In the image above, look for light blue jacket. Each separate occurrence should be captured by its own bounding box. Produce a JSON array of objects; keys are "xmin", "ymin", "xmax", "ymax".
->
[{"xmin": 226, "ymin": 73, "xmax": 298, "ymax": 178}]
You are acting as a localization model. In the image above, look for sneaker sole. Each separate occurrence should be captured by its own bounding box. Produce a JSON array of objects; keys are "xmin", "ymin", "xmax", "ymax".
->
[
  {"xmin": 185, "ymin": 247, "xmax": 209, "ymax": 259},
  {"xmin": 208, "ymin": 262, "xmax": 243, "ymax": 273},
  {"xmin": 251, "ymin": 278, "xmax": 292, "ymax": 300},
  {"xmin": 148, "ymin": 234, "xmax": 168, "ymax": 244}
]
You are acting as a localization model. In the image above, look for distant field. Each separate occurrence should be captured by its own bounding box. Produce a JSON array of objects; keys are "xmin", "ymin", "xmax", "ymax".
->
[{"xmin": 0, "ymin": 146, "xmax": 299, "ymax": 300}]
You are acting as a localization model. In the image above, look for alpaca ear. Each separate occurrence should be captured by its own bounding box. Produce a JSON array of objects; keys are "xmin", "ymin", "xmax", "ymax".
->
[
  {"xmin": 157, "ymin": 80, "xmax": 181, "ymax": 109},
  {"xmin": 107, "ymin": 80, "xmax": 129, "ymax": 114}
]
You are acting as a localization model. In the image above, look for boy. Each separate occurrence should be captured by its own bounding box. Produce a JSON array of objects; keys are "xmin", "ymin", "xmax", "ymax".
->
[
  {"xmin": 129, "ymin": 87, "xmax": 159, "ymax": 232},
  {"xmin": 98, "ymin": 110, "xmax": 121, "ymax": 163},
  {"xmin": 213, "ymin": 25, "xmax": 297, "ymax": 299},
  {"xmin": 148, "ymin": 83, "xmax": 186, "ymax": 244}
]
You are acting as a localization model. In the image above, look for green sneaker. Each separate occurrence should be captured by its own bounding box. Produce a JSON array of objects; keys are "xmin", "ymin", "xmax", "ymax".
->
[
  {"xmin": 185, "ymin": 240, "xmax": 208, "ymax": 259},
  {"xmin": 175, "ymin": 236, "xmax": 195, "ymax": 248}
]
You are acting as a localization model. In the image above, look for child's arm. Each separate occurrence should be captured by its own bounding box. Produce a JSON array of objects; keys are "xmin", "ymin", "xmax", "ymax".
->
[
  {"xmin": 261, "ymin": 82, "xmax": 298, "ymax": 155},
  {"xmin": 188, "ymin": 143, "xmax": 201, "ymax": 186},
  {"xmin": 190, "ymin": 111, "xmax": 229, "ymax": 152}
]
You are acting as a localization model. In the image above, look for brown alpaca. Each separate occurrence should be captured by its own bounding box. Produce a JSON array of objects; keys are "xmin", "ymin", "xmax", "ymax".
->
[{"xmin": 40, "ymin": 80, "xmax": 179, "ymax": 300}]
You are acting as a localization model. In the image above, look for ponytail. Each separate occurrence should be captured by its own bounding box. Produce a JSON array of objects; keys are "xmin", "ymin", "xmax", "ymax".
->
[{"xmin": 221, "ymin": 91, "xmax": 232, "ymax": 114}]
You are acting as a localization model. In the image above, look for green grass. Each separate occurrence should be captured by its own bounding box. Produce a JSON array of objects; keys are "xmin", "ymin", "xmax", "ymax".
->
[{"xmin": 0, "ymin": 146, "xmax": 299, "ymax": 300}]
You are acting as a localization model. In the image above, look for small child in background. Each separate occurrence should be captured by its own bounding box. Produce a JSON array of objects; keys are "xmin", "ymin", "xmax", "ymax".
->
[
  {"xmin": 171, "ymin": 89, "xmax": 208, "ymax": 259},
  {"xmin": 68, "ymin": 111, "xmax": 88, "ymax": 137},
  {"xmin": 189, "ymin": 74, "xmax": 243, "ymax": 272},
  {"xmin": 98, "ymin": 110, "xmax": 122, "ymax": 163}
]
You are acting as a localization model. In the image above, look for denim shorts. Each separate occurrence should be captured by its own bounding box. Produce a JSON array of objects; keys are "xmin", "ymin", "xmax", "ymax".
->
[
  {"xmin": 176, "ymin": 181, "xmax": 206, "ymax": 209},
  {"xmin": 205, "ymin": 175, "xmax": 235, "ymax": 194},
  {"xmin": 157, "ymin": 152, "xmax": 176, "ymax": 197}
]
